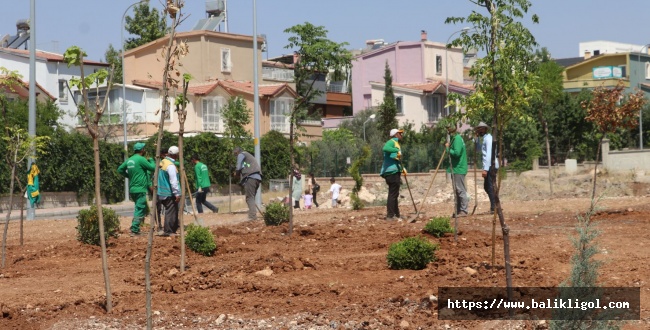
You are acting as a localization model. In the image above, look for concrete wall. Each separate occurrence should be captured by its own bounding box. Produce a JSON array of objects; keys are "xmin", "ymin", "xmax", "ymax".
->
[{"xmin": 601, "ymin": 139, "xmax": 650, "ymax": 171}]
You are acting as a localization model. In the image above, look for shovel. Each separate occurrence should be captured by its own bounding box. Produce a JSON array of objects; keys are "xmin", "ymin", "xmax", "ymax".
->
[
  {"xmin": 447, "ymin": 134, "xmax": 459, "ymax": 242},
  {"xmin": 182, "ymin": 171, "xmax": 205, "ymax": 227},
  {"xmin": 403, "ymin": 170, "xmax": 418, "ymax": 217},
  {"xmin": 409, "ymin": 149, "xmax": 446, "ymax": 223},
  {"xmin": 471, "ymin": 138, "xmax": 479, "ymax": 215}
]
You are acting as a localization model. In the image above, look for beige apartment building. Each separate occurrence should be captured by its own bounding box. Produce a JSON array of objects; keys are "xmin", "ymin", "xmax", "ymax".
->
[{"xmin": 121, "ymin": 30, "xmax": 321, "ymax": 141}]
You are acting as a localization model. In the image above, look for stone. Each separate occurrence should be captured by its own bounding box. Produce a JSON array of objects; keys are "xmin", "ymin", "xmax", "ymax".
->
[
  {"xmin": 464, "ymin": 267, "xmax": 477, "ymax": 275},
  {"xmin": 399, "ymin": 320, "xmax": 410, "ymax": 328},
  {"xmin": 255, "ymin": 267, "xmax": 274, "ymax": 276},
  {"xmin": 215, "ymin": 314, "xmax": 226, "ymax": 325},
  {"xmin": 168, "ymin": 268, "xmax": 179, "ymax": 276}
]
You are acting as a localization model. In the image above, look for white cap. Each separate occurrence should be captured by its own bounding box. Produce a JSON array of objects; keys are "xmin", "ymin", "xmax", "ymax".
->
[
  {"xmin": 168, "ymin": 146, "xmax": 179, "ymax": 155},
  {"xmin": 389, "ymin": 128, "xmax": 403, "ymax": 137}
]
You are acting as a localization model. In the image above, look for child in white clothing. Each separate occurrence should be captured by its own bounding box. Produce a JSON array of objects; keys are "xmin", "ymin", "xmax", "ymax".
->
[
  {"xmin": 303, "ymin": 189, "xmax": 313, "ymax": 209},
  {"xmin": 329, "ymin": 177, "xmax": 342, "ymax": 208}
]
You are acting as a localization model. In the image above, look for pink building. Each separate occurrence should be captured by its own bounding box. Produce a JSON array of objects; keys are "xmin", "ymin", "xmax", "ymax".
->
[{"xmin": 351, "ymin": 32, "xmax": 470, "ymax": 129}]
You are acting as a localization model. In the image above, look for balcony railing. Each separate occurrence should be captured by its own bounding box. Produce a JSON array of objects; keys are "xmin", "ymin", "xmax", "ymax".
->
[
  {"xmin": 262, "ymin": 69, "xmax": 294, "ymax": 82},
  {"xmin": 327, "ymin": 81, "xmax": 347, "ymax": 93}
]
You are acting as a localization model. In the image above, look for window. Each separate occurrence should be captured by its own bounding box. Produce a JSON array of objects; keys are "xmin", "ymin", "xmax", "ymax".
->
[
  {"xmin": 426, "ymin": 95, "xmax": 441, "ymax": 122},
  {"xmin": 270, "ymin": 97, "xmax": 294, "ymax": 133},
  {"xmin": 221, "ymin": 48, "xmax": 232, "ymax": 72},
  {"xmin": 646, "ymin": 62, "xmax": 650, "ymax": 79},
  {"xmin": 75, "ymin": 90, "xmax": 112, "ymax": 125},
  {"xmin": 396, "ymin": 96, "xmax": 404, "ymax": 115},
  {"xmin": 364, "ymin": 94, "xmax": 371, "ymax": 108},
  {"xmin": 202, "ymin": 97, "xmax": 224, "ymax": 132},
  {"xmin": 58, "ymin": 80, "xmax": 68, "ymax": 103},
  {"xmin": 436, "ymin": 55, "xmax": 442, "ymax": 74}
]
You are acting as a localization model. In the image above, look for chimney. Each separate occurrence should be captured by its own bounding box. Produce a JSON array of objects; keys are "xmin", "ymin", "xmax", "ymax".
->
[
  {"xmin": 421, "ymin": 30, "xmax": 427, "ymax": 42},
  {"xmin": 293, "ymin": 51, "xmax": 300, "ymax": 64},
  {"xmin": 584, "ymin": 50, "xmax": 592, "ymax": 60}
]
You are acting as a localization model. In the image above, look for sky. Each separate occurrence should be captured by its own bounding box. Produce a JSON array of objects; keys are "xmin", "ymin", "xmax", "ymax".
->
[{"xmin": 1, "ymin": 0, "xmax": 649, "ymax": 62}]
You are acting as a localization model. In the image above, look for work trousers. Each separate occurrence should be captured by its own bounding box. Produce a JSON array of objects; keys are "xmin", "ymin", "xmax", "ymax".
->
[{"xmin": 385, "ymin": 173, "xmax": 401, "ymax": 218}]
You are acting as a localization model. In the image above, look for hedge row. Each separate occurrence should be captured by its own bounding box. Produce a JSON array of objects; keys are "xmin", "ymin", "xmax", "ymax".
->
[{"xmin": 0, "ymin": 130, "xmax": 291, "ymax": 204}]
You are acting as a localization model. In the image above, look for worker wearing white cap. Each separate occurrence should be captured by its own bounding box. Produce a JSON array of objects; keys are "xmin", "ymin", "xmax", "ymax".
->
[
  {"xmin": 474, "ymin": 122, "xmax": 498, "ymax": 214},
  {"xmin": 380, "ymin": 128, "xmax": 406, "ymax": 220},
  {"xmin": 156, "ymin": 146, "xmax": 181, "ymax": 236}
]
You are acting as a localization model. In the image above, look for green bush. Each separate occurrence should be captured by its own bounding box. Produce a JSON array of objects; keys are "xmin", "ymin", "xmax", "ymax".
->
[
  {"xmin": 386, "ymin": 236, "xmax": 438, "ymax": 270},
  {"xmin": 75, "ymin": 205, "xmax": 121, "ymax": 246},
  {"xmin": 263, "ymin": 202, "xmax": 289, "ymax": 226},
  {"xmin": 423, "ymin": 216, "xmax": 454, "ymax": 238},
  {"xmin": 185, "ymin": 224, "xmax": 217, "ymax": 256}
]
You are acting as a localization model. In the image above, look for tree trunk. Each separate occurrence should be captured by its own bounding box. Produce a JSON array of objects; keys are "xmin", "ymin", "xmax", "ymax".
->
[
  {"xmin": 93, "ymin": 136, "xmax": 112, "ymax": 312},
  {"xmin": 488, "ymin": 0, "xmax": 513, "ymax": 304},
  {"xmin": 288, "ymin": 119, "xmax": 295, "ymax": 235},
  {"xmin": 20, "ymin": 188, "xmax": 24, "ymax": 246},
  {"xmin": 177, "ymin": 110, "xmax": 186, "ymax": 272},
  {"xmin": 590, "ymin": 136, "xmax": 604, "ymax": 204},
  {"xmin": 543, "ymin": 120, "xmax": 553, "ymax": 196},
  {"xmin": 1, "ymin": 148, "xmax": 18, "ymax": 268},
  {"xmin": 537, "ymin": 106, "xmax": 554, "ymax": 197},
  {"xmin": 145, "ymin": 6, "xmax": 180, "ymax": 328}
]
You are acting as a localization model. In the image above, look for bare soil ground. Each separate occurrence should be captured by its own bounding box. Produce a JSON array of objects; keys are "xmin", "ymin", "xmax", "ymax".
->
[{"xmin": 1, "ymin": 170, "xmax": 650, "ymax": 329}]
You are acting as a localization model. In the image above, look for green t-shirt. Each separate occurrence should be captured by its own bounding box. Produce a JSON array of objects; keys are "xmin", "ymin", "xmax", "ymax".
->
[
  {"xmin": 194, "ymin": 161, "xmax": 211, "ymax": 189},
  {"xmin": 117, "ymin": 153, "xmax": 156, "ymax": 193},
  {"xmin": 446, "ymin": 133, "xmax": 468, "ymax": 175}
]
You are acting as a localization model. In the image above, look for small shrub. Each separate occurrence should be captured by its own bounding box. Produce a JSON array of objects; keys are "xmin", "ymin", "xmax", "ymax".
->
[
  {"xmin": 423, "ymin": 216, "xmax": 454, "ymax": 237},
  {"xmin": 263, "ymin": 202, "xmax": 289, "ymax": 226},
  {"xmin": 75, "ymin": 205, "xmax": 121, "ymax": 246},
  {"xmin": 386, "ymin": 236, "xmax": 438, "ymax": 270},
  {"xmin": 185, "ymin": 224, "xmax": 217, "ymax": 256}
]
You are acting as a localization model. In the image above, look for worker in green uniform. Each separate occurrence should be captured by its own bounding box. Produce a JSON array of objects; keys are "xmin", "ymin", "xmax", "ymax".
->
[
  {"xmin": 191, "ymin": 154, "xmax": 218, "ymax": 213},
  {"xmin": 117, "ymin": 142, "xmax": 156, "ymax": 236}
]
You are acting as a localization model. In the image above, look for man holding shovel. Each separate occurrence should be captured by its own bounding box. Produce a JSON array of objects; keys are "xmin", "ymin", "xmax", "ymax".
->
[
  {"xmin": 234, "ymin": 146, "xmax": 262, "ymax": 221},
  {"xmin": 380, "ymin": 128, "xmax": 406, "ymax": 221},
  {"xmin": 445, "ymin": 124, "xmax": 469, "ymax": 217},
  {"xmin": 475, "ymin": 122, "xmax": 498, "ymax": 214}
]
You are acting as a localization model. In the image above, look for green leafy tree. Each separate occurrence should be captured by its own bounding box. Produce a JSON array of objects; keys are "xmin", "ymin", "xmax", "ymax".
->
[
  {"xmin": 222, "ymin": 95, "xmax": 252, "ymax": 166},
  {"xmin": 529, "ymin": 47, "xmax": 565, "ymax": 195},
  {"xmin": 446, "ymin": 0, "xmax": 541, "ymax": 300},
  {"xmin": 376, "ymin": 61, "xmax": 398, "ymax": 137},
  {"xmin": 124, "ymin": 3, "xmax": 167, "ymax": 50},
  {"xmin": 63, "ymin": 45, "xmax": 115, "ymax": 312},
  {"xmin": 349, "ymin": 145, "xmax": 370, "ymax": 210},
  {"xmin": 103, "ymin": 44, "xmax": 122, "ymax": 84},
  {"xmin": 260, "ymin": 130, "xmax": 291, "ymax": 185},
  {"xmin": 284, "ymin": 22, "xmax": 352, "ymax": 234}
]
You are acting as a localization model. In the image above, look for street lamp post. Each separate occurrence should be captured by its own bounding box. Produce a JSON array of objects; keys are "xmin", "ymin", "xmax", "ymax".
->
[
  {"xmin": 363, "ymin": 114, "xmax": 376, "ymax": 142},
  {"xmin": 638, "ymin": 44, "xmax": 649, "ymax": 150},
  {"xmin": 445, "ymin": 27, "xmax": 470, "ymax": 116},
  {"xmin": 121, "ymin": 0, "xmax": 149, "ymax": 202}
]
